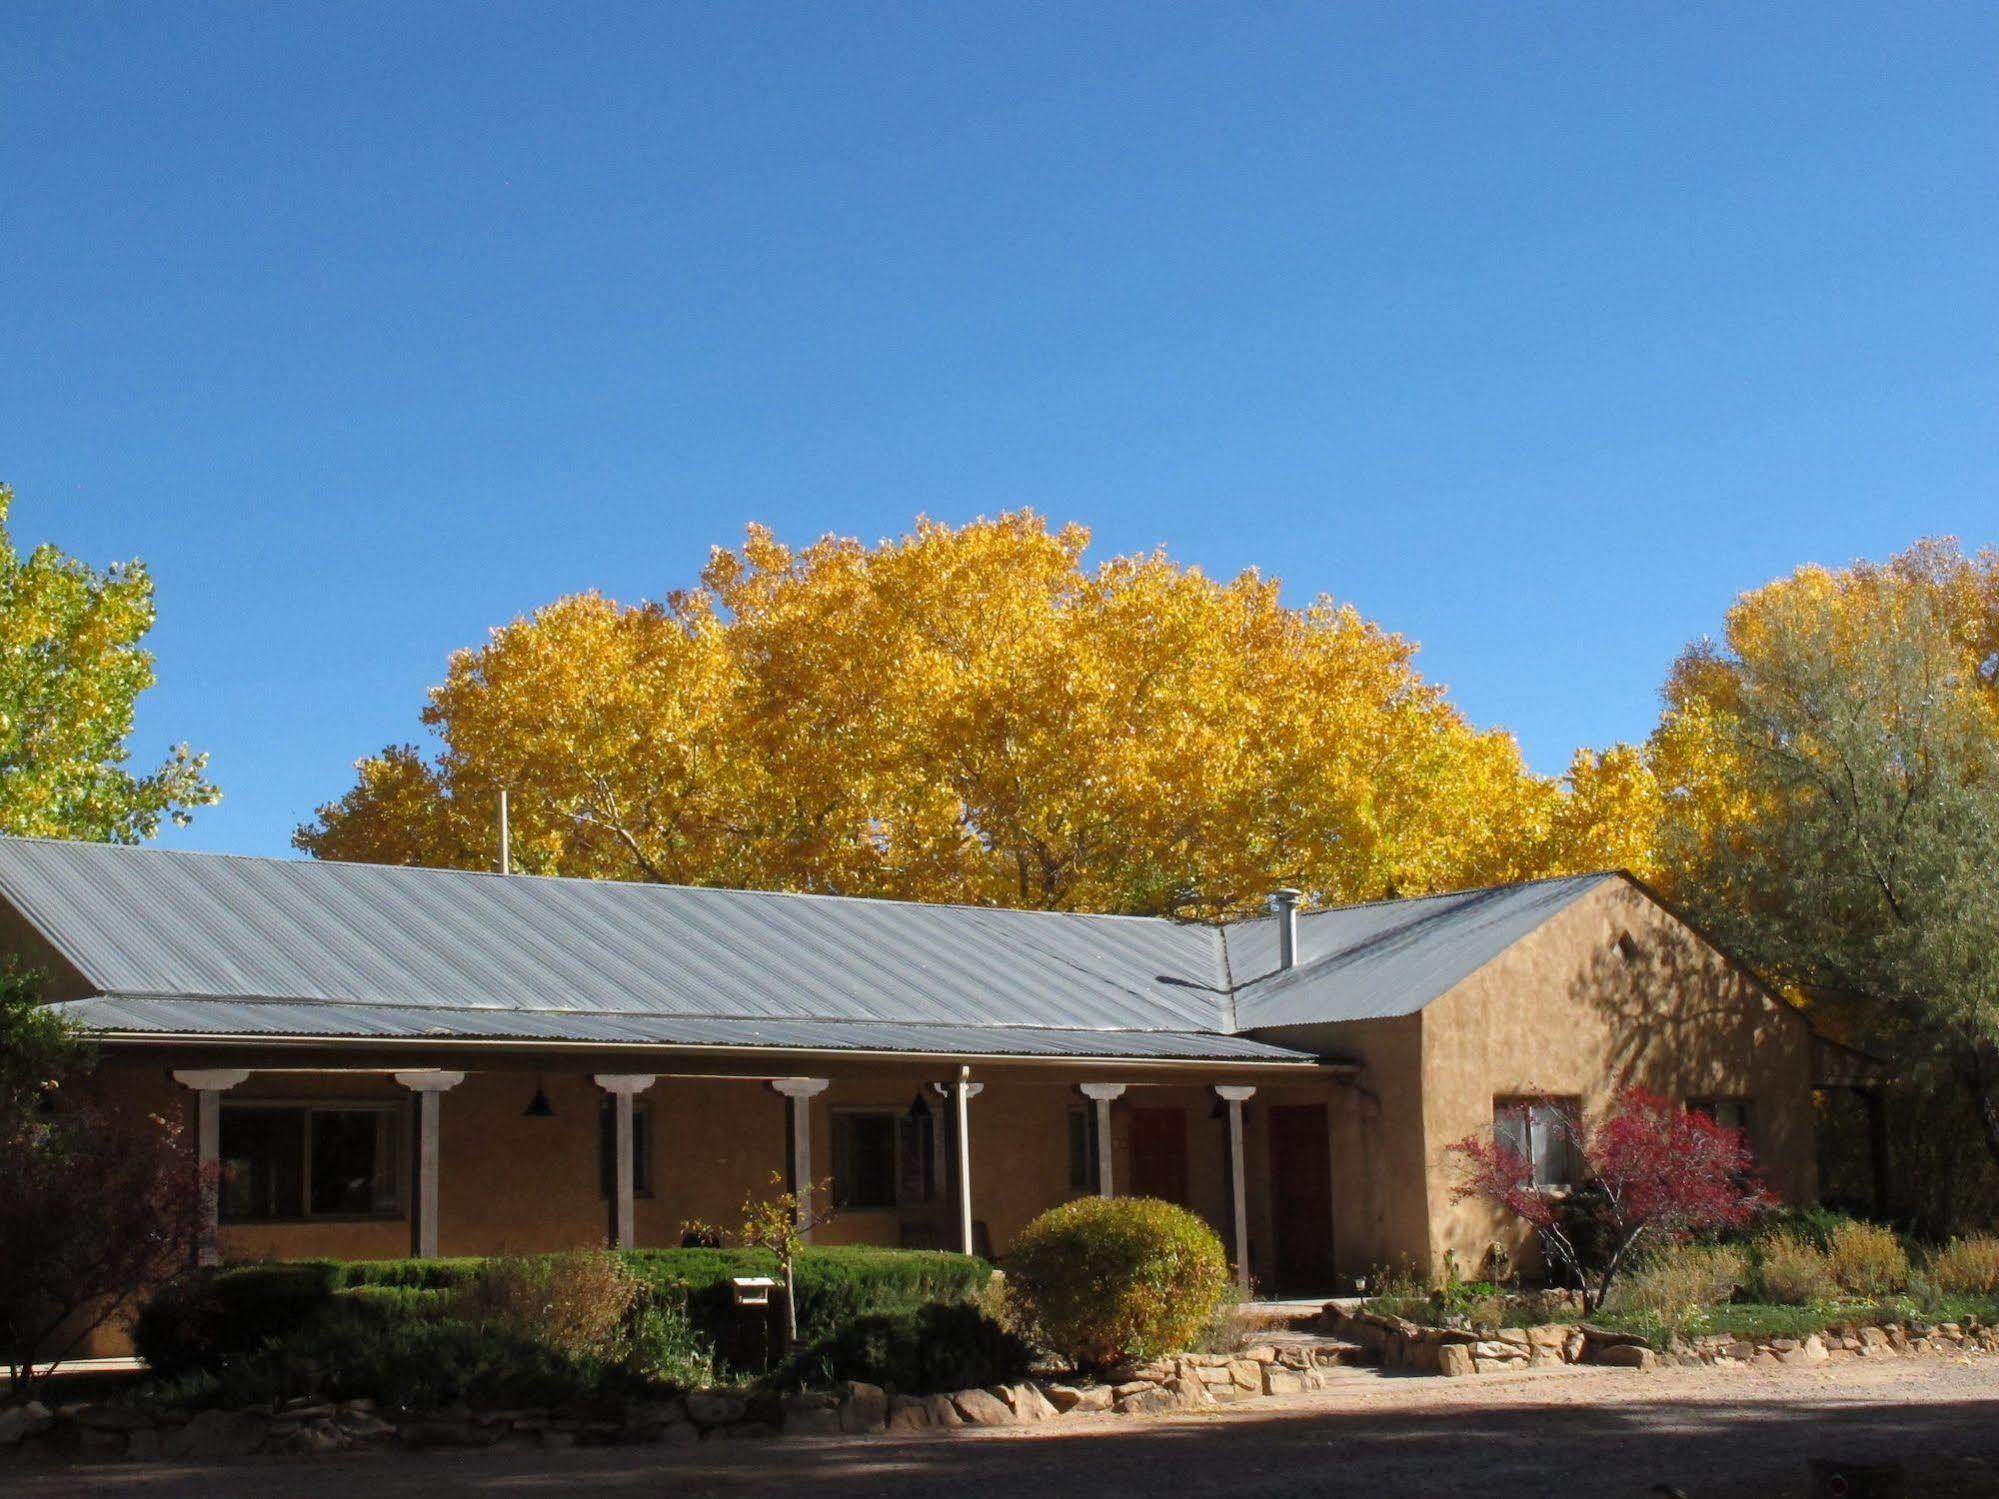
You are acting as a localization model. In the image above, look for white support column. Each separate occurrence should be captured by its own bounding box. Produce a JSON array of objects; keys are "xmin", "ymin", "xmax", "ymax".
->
[
  {"xmin": 1079, "ymin": 1083, "xmax": 1126, "ymax": 1197},
  {"xmin": 953, "ymin": 1067, "xmax": 977, "ymax": 1257},
  {"xmin": 1216, "ymin": 1085, "xmax": 1257, "ymax": 1294},
  {"xmin": 173, "ymin": 1069, "xmax": 251, "ymax": 1266},
  {"xmin": 394, "ymin": 1071, "xmax": 466, "ymax": 1258},
  {"xmin": 594, "ymin": 1074, "xmax": 658, "ymax": 1249},
  {"xmin": 769, "ymin": 1078, "xmax": 830, "ymax": 1238}
]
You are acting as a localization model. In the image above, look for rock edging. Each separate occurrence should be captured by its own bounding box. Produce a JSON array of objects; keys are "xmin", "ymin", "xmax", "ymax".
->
[
  {"xmin": 0, "ymin": 1342, "xmax": 1367, "ymax": 1462},
  {"xmin": 1326, "ymin": 1305, "xmax": 1999, "ymax": 1376}
]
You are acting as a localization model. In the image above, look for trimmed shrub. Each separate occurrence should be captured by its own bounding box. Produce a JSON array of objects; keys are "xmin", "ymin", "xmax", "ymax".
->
[
  {"xmin": 1756, "ymin": 1235, "xmax": 1838, "ymax": 1306},
  {"xmin": 216, "ymin": 1306, "xmax": 594, "ymax": 1411},
  {"xmin": 1927, "ymin": 1235, "xmax": 1999, "ymax": 1296},
  {"xmin": 620, "ymin": 1245, "xmax": 993, "ymax": 1363},
  {"xmin": 794, "ymin": 1301, "xmax": 1034, "ymax": 1394},
  {"xmin": 1827, "ymin": 1220, "xmax": 1909, "ymax": 1298},
  {"xmin": 1003, "ymin": 1196, "xmax": 1229, "ymax": 1370},
  {"xmin": 135, "ymin": 1245, "xmax": 991, "ymax": 1387},
  {"xmin": 133, "ymin": 1262, "xmax": 343, "ymax": 1379}
]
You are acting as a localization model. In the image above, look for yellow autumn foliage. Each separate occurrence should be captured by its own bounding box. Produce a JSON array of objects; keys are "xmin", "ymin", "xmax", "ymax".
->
[{"xmin": 298, "ymin": 512, "xmax": 1627, "ymax": 915}]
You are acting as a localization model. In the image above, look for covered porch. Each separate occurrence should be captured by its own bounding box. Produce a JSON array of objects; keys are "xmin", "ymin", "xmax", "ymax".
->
[{"xmin": 118, "ymin": 1046, "xmax": 1346, "ymax": 1295}]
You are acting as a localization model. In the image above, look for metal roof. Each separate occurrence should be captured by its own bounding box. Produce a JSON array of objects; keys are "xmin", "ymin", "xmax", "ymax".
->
[
  {"xmin": 0, "ymin": 838, "xmax": 1619, "ymax": 1061},
  {"xmin": 49, "ymin": 995, "xmax": 1310, "ymax": 1062},
  {"xmin": 1225, "ymin": 874, "xmax": 1616, "ymax": 1028}
]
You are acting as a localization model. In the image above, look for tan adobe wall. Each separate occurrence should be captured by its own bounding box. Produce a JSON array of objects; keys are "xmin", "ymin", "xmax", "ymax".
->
[
  {"xmin": 1419, "ymin": 879, "xmax": 1818, "ymax": 1277},
  {"xmin": 1322, "ymin": 1016, "xmax": 1429, "ymax": 1281}
]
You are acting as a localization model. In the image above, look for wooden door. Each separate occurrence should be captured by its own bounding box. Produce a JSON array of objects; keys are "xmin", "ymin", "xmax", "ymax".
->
[
  {"xmin": 1268, "ymin": 1104, "xmax": 1335, "ymax": 1292},
  {"xmin": 1126, "ymin": 1107, "xmax": 1190, "ymax": 1206}
]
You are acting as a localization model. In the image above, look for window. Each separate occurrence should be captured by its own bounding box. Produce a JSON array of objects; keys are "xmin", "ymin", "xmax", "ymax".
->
[
  {"xmin": 220, "ymin": 1104, "xmax": 400, "ymax": 1222},
  {"xmin": 598, "ymin": 1100, "xmax": 653, "ymax": 1198},
  {"xmin": 1067, "ymin": 1104, "xmax": 1100, "ymax": 1193},
  {"xmin": 832, "ymin": 1109, "xmax": 934, "ymax": 1210},
  {"xmin": 1493, "ymin": 1098, "xmax": 1580, "ymax": 1190},
  {"xmin": 1687, "ymin": 1097, "xmax": 1754, "ymax": 1140}
]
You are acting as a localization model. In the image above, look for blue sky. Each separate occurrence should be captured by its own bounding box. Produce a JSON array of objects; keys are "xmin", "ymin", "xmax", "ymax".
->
[{"xmin": 4, "ymin": 3, "xmax": 1994, "ymax": 859}]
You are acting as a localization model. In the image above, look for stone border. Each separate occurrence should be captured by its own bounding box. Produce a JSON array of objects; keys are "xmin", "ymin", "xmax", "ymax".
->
[
  {"xmin": 1327, "ymin": 1306, "xmax": 1999, "ymax": 1376},
  {"xmin": 0, "ymin": 1342, "xmax": 1365, "ymax": 1461}
]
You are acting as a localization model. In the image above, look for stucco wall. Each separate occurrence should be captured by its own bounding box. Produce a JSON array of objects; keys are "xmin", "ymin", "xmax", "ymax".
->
[{"xmin": 1419, "ymin": 879, "xmax": 1818, "ymax": 1275}]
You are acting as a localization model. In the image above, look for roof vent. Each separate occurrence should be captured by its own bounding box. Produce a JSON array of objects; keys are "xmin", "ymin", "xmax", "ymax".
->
[{"xmin": 1269, "ymin": 888, "xmax": 1302, "ymax": 971}]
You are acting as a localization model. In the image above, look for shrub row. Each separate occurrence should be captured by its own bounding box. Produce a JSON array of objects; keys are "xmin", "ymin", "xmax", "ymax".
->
[{"xmin": 134, "ymin": 1245, "xmax": 996, "ymax": 1400}]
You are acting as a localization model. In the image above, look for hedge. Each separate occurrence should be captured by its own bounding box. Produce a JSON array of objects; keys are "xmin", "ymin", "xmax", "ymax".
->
[{"xmin": 135, "ymin": 1246, "xmax": 994, "ymax": 1384}]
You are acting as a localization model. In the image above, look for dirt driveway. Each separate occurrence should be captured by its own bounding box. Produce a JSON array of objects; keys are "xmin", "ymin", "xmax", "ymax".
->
[{"xmin": 15, "ymin": 1357, "xmax": 1999, "ymax": 1498}]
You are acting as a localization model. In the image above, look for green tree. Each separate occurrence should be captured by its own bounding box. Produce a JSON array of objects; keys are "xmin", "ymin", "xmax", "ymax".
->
[
  {"xmin": 0, "ymin": 484, "xmax": 216, "ymax": 842},
  {"xmin": 0, "ymin": 966, "xmax": 89, "ymax": 1137},
  {"xmin": 1656, "ymin": 549, "xmax": 1999, "ymax": 1198}
]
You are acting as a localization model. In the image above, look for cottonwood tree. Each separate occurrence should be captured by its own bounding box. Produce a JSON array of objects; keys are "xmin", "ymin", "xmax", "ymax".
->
[
  {"xmin": 1450, "ymin": 1090, "xmax": 1765, "ymax": 1311},
  {"xmin": 0, "ymin": 484, "xmax": 217, "ymax": 842},
  {"xmin": 298, "ymin": 512, "xmax": 1621, "ymax": 916},
  {"xmin": 1645, "ymin": 544, "xmax": 1999, "ymax": 1191}
]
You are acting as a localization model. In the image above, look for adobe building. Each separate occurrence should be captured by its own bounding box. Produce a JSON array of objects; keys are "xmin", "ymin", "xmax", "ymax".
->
[{"xmin": 0, "ymin": 838, "xmax": 1828, "ymax": 1303}]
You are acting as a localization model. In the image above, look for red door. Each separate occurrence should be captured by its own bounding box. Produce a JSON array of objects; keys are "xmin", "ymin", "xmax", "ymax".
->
[
  {"xmin": 1268, "ymin": 1104, "xmax": 1335, "ymax": 1292},
  {"xmin": 1126, "ymin": 1107, "xmax": 1190, "ymax": 1205}
]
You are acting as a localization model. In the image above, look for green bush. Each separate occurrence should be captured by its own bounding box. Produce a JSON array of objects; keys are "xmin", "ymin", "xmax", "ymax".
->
[
  {"xmin": 133, "ymin": 1262, "xmax": 344, "ymax": 1379},
  {"xmin": 216, "ymin": 1306, "xmax": 597, "ymax": 1411},
  {"xmin": 1003, "ymin": 1197, "xmax": 1229, "ymax": 1371},
  {"xmin": 1755, "ymin": 1234, "xmax": 1838, "ymax": 1305},
  {"xmin": 1827, "ymin": 1221, "xmax": 1910, "ymax": 1298},
  {"xmin": 792, "ymin": 1302, "xmax": 1034, "ymax": 1394},
  {"xmin": 1753, "ymin": 1205, "xmax": 1856, "ymax": 1254},
  {"xmin": 1927, "ymin": 1235, "xmax": 1999, "ymax": 1296},
  {"xmin": 135, "ymin": 1245, "xmax": 991, "ymax": 1388}
]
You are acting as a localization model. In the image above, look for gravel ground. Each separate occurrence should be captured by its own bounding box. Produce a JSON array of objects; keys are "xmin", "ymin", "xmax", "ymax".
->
[{"xmin": 14, "ymin": 1356, "xmax": 1999, "ymax": 1498}]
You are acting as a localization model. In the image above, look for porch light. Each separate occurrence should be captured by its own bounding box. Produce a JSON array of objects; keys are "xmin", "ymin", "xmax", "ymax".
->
[
  {"xmin": 907, "ymin": 1090, "xmax": 931, "ymax": 1120},
  {"xmin": 523, "ymin": 1075, "xmax": 555, "ymax": 1118}
]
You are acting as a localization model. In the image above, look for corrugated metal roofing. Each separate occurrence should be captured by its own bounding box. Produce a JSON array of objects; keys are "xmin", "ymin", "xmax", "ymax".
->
[
  {"xmin": 0, "ymin": 838, "xmax": 1619, "ymax": 1059},
  {"xmin": 1226, "ymin": 874, "xmax": 1615, "ymax": 1028},
  {"xmin": 49, "ymin": 994, "xmax": 1309, "ymax": 1061}
]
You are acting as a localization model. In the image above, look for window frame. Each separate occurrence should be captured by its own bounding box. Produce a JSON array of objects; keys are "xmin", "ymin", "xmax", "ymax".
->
[
  {"xmin": 831, "ymin": 1106, "xmax": 934, "ymax": 1211},
  {"xmin": 218, "ymin": 1098, "xmax": 405, "ymax": 1224},
  {"xmin": 1492, "ymin": 1096, "xmax": 1583, "ymax": 1192},
  {"xmin": 1685, "ymin": 1096, "xmax": 1755, "ymax": 1143}
]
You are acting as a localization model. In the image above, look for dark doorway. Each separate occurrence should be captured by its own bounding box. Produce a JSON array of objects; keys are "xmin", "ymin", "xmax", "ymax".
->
[
  {"xmin": 1268, "ymin": 1103, "xmax": 1335, "ymax": 1292},
  {"xmin": 1127, "ymin": 1107, "xmax": 1190, "ymax": 1205}
]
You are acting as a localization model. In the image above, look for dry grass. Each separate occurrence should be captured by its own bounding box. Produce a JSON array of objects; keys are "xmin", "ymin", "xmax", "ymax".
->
[
  {"xmin": 1927, "ymin": 1235, "xmax": 1999, "ymax": 1296},
  {"xmin": 1827, "ymin": 1220, "xmax": 1909, "ymax": 1297},
  {"xmin": 456, "ymin": 1250, "xmax": 640, "ymax": 1358},
  {"xmin": 1756, "ymin": 1235, "xmax": 1838, "ymax": 1306}
]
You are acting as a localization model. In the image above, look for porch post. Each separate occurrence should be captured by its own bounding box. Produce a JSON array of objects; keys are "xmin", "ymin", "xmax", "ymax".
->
[
  {"xmin": 769, "ymin": 1078, "xmax": 830, "ymax": 1237},
  {"xmin": 1079, "ymin": 1083, "xmax": 1126, "ymax": 1196},
  {"xmin": 594, "ymin": 1075, "xmax": 658, "ymax": 1249},
  {"xmin": 954, "ymin": 1066, "xmax": 976, "ymax": 1256},
  {"xmin": 394, "ymin": 1071, "xmax": 466, "ymax": 1258},
  {"xmin": 1216, "ymin": 1085, "xmax": 1256, "ymax": 1294},
  {"xmin": 172, "ymin": 1069, "xmax": 251, "ymax": 1266}
]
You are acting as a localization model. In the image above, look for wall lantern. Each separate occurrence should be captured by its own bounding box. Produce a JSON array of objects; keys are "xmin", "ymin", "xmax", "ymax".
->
[{"xmin": 523, "ymin": 1074, "xmax": 555, "ymax": 1118}]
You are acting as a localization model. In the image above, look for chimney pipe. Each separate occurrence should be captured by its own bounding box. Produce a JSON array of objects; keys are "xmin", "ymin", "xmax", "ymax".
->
[
  {"xmin": 498, "ymin": 789, "xmax": 511, "ymax": 876},
  {"xmin": 1270, "ymin": 888, "xmax": 1301, "ymax": 971}
]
